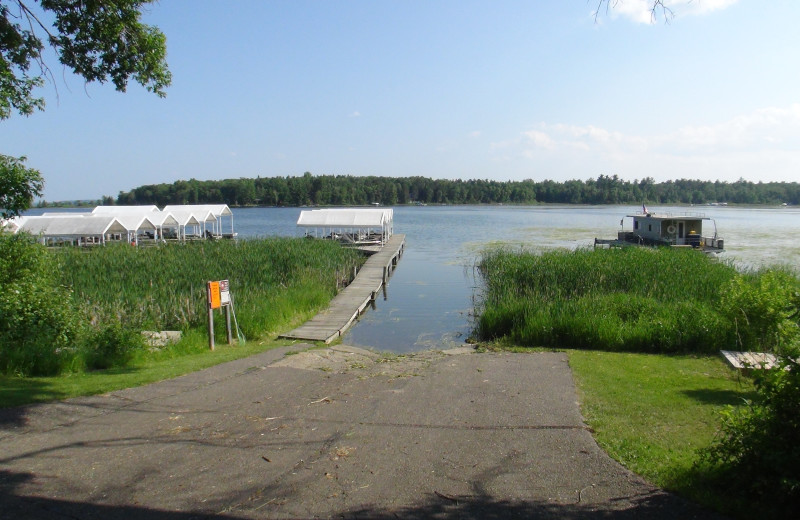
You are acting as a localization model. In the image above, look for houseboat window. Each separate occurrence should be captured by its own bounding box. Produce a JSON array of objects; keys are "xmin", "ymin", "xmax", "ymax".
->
[
  {"xmin": 633, "ymin": 221, "xmax": 639, "ymax": 230},
  {"xmin": 648, "ymin": 224, "xmax": 652, "ymax": 232}
]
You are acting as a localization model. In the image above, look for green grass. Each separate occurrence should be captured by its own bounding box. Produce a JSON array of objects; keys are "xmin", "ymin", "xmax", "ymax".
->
[
  {"xmin": 476, "ymin": 247, "xmax": 743, "ymax": 353},
  {"xmin": 2, "ymin": 235, "xmax": 363, "ymax": 380},
  {"xmin": 0, "ymin": 331, "xmax": 306, "ymax": 408},
  {"xmin": 55, "ymin": 238, "xmax": 363, "ymax": 336},
  {"xmin": 568, "ymin": 349, "xmax": 755, "ymax": 517}
]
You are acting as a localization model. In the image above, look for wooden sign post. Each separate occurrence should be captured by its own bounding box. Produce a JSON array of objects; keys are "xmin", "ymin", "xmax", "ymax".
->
[{"xmin": 206, "ymin": 279, "xmax": 233, "ymax": 350}]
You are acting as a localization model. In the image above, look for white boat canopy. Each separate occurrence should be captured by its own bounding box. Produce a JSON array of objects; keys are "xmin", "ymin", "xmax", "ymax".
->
[
  {"xmin": 15, "ymin": 216, "xmax": 128, "ymax": 246},
  {"xmin": 166, "ymin": 210, "xmax": 204, "ymax": 240},
  {"xmin": 163, "ymin": 204, "xmax": 235, "ymax": 238},
  {"xmin": 92, "ymin": 205, "xmax": 160, "ymax": 214},
  {"xmin": 8, "ymin": 204, "xmax": 237, "ymax": 246},
  {"xmin": 297, "ymin": 208, "xmax": 393, "ymax": 244}
]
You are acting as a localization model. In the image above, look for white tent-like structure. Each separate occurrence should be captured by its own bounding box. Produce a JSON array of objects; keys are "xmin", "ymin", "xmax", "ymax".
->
[
  {"xmin": 5, "ymin": 204, "xmax": 236, "ymax": 247},
  {"xmin": 92, "ymin": 205, "xmax": 159, "ymax": 214},
  {"xmin": 92, "ymin": 207, "xmax": 180, "ymax": 242},
  {"xmin": 13, "ymin": 215, "xmax": 129, "ymax": 246},
  {"xmin": 166, "ymin": 210, "xmax": 205, "ymax": 241},
  {"xmin": 163, "ymin": 204, "xmax": 235, "ymax": 238},
  {"xmin": 297, "ymin": 208, "xmax": 393, "ymax": 245}
]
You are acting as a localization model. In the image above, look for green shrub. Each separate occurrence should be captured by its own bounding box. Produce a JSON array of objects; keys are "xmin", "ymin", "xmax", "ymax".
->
[
  {"xmin": 698, "ymin": 348, "xmax": 800, "ymax": 518},
  {"xmin": 720, "ymin": 269, "xmax": 800, "ymax": 353},
  {"xmin": 82, "ymin": 322, "xmax": 145, "ymax": 370},
  {"xmin": 0, "ymin": 233, "xmax": 81, "ymax": 376}
]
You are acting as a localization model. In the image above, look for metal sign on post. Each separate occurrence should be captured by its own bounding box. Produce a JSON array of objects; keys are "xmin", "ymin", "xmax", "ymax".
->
[
  {"xmin": 206, "ymin": 279, "xmax": 233, "ymax": 350},
  {"xmin": 208, "ymin": 281, "xmax": 221, "ymax": 310},
  {"xmin": 220, "ymin": 279, "xmax": 231, "ymax": 306}
]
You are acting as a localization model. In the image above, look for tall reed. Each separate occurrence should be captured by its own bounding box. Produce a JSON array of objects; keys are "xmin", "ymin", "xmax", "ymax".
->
[
  {"xmin": 55, "ymin": 238, "xmax": 363, "ymax": 339},
  {"xmin": 476, "ymin": 247, "xmax": 741, "ymax": 353}
]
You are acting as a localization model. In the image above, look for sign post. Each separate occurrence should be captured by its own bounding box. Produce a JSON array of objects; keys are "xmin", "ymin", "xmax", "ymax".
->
[
  {"xmin": 206, "ymin": 279, "xmax": 233, "ymax": 350},
  {"xmin": 220, "ymin": 280, "xmax": 233, "ymax": 345},
  {"xmin": 207, "ymin": 281, "xmax": 221, "ymax": 350}
]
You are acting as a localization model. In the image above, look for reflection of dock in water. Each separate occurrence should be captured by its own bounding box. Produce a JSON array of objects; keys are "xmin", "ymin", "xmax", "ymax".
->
[{"xmin": 280, "ymin": 234, "xmax": 406, "ymax": 344}]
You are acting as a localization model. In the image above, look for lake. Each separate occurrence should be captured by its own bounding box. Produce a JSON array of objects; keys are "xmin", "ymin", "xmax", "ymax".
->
[{"xmin": 231, "ymin": 204, "xmax": 800, "ymax": 353}]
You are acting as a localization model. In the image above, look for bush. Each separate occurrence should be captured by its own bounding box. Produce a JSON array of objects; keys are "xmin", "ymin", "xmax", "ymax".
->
[
  {"xmin": 0, "ymin": 233, "xmax": 81, "ymax": 376},
  {"xmin": 720, "ymin": 269, "xmax": 800, "ymax": 353},
  {"xmin": 699, "ymin": 348, "xmax": 800, "ymax": 518},
  {"xmin": 82, "ymin": 322, "xmax": 145, "ymax": 370}
]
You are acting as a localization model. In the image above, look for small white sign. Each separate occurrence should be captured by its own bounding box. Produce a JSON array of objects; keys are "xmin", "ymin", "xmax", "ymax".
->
[{"xmin": 220, "ymin": 279, "xmax": 231, "ymax": 306}]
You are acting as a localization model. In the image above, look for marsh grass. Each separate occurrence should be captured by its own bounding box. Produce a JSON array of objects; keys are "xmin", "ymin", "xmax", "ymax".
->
[
  {"xmin": 476, "ymin": 247, "xmax": 740, "ymax": 353},
  {"xmin": 56, "ymin": 238, "xmax": 363, "ymax": 337}
]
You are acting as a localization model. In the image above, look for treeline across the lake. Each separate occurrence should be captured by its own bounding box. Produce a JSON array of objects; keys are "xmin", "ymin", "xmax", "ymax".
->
[{"xmin": 113, "ymin": 173, "xmax": 800, "ymax": 207}]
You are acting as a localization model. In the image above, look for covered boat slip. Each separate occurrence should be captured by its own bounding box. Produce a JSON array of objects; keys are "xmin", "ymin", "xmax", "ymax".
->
[
  {"xmin": 8, "ymin": 215, "xmax": 130, "ymax": 246},
  {"xmin": 2, "ymin": 204, "xmax": 235, "ymax": 246},
  {"xmin": 297, "ymin": 208, "xmax": 393, "ymax": 247},
  {"xmin": 163, "ymin": 205, "xmax": 236, "ymax": 239}
]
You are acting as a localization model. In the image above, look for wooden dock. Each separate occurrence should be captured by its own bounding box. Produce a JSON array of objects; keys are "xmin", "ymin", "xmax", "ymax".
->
[{"xmin": 280, "ymin": 234, "xmax": 406, "ymax": 343}]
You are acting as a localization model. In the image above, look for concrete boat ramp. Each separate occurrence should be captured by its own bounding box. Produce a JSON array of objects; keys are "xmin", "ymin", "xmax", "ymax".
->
[{"xmin": 280, "ymin": 234, "xmax": 405, "ymax": 343}]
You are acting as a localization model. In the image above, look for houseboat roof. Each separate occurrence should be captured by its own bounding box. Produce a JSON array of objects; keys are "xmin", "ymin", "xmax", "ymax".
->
[{"xmin": 627, "ymin": 212, "xmax": 710, "ymax": 221}]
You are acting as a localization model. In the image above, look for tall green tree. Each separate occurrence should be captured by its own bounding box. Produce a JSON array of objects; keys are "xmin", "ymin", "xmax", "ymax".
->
[
  {"xmin": 0, "ymin": 154, "xmax": 42, "ymax": 218},
  {"xmin": 1, "ymin": 0, "xmax": 170, "ymax": 211}
]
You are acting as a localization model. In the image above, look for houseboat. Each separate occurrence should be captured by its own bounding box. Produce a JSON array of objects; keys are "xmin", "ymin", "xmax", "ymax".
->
[{"xmin": 595, "ymin": 208, "xmax": 725, "ymax": 254}]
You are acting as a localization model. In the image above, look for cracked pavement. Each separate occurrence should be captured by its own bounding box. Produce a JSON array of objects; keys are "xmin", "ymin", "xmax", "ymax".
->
[{"xmin": 0, "ymin": 345, "xmax": 723, "ymax": 519}]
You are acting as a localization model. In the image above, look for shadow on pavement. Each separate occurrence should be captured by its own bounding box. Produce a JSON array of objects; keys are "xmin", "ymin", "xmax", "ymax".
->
[{"xmin": 2, "ymin": 468, "xmax": 724, "ymax": 520}]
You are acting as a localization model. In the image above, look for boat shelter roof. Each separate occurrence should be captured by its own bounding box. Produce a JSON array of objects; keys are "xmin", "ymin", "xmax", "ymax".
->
[
  {"xmin": 92, "ymin": 205, "xmax": 160, "ymax": 214},
  {"xmin": 297, "ymin": 208, "xmax": 393, "ymax": 228},
  {"xmin": 17, "ymin": 216, "xmax": 128, "ymax": 236},
  {"xmin": 41, "ymin": 211, "xmax": 156, "ymax": 233},
  {"xmin": 163, "ymin": 204, "xmax": 232, "ymax": 218},
  {"xmin": 166, "ymin": 210, "xmax": 203, "ymax": 227}
]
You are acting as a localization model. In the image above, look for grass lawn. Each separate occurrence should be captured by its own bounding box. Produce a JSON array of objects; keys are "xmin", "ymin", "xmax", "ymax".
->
[
  {"xmin": 568, "ymin": 349, "xmax": 755, "ymax": 516},
  {"xmin": 0, "ymin": 331, "xmax": 313, "ymax": 409}
]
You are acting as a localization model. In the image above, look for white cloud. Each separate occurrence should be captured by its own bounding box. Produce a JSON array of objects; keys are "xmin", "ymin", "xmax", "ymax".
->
[
  {"xmin": 490, "ymin": 104, "xmax": 800, "ymax": 182},
  {"xmin": 599, "ymin": 0, "xmax": 740, "ymax": 24},
  {"xmin": 469, "ymin": 130, "xmax": 482, "ymax": 139},
  {"xmin": 349, "ymin": 111, "xmax": 361, "ymax": 118}
]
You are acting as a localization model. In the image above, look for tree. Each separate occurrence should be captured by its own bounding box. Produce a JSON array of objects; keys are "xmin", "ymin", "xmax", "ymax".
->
[
  {"xmin": 1, "ymin": 0, "xmax": 170, "ymax": 212},
  {"xmin": 0, "ymin": 154, "xmax": 42, "ymax": 218},
  {"xmin": 1, "ymin": 0, "xmax": 171, "ymax": 119}
]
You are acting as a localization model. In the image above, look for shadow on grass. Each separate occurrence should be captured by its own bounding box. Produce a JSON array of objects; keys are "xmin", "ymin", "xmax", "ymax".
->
[
  {"xmin": 681, "ymin": 388, "xmax": 757, "ymax": 406},
  {"xmin": 0, "ymin": 364, "xmax": 147, "ymax": 425},
  {"xmin": 0, "ymin": 377, "xmax": 68, "ymax": 425},
  {"xmin": 663, "ymin": 461, "xmax": 792, "ymax": 520},
  {"xmin": 0, "ymin": 468, "xmax": 726, "ymax": 520}
]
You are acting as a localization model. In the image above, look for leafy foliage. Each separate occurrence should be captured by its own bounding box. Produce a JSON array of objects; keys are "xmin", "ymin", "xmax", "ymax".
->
[
  {"xmin": 720, "ymin": 269, "xmax": 800, "ymax": 353},
  {"xmin": 698, "ymin": 350, "xmax": 800, "ymax": 519},
  {"xmin": 0, "ymin": 154, "xmax": 43, "ymax": 218},
  {"xmin": 83, "ymin": 321, "xmax": 144, "ymax": 370},
  {"xmin": 0, "ymin": 0, "xmax": 171, "ymax": 120},
  {"xmin": 0, "ymin": 232, "xmax": 80, "ymax": 376}
]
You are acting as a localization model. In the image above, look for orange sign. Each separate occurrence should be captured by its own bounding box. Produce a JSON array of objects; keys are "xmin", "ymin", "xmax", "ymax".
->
[{"xmin": 208, "ymin": 281, "xmax": 221, "ymax": 309}]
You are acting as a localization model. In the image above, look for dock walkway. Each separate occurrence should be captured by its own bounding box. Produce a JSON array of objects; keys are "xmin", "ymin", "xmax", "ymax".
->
[{"xmin": 280, "ymin": 234, "xmax": 405, "ymax": 343}]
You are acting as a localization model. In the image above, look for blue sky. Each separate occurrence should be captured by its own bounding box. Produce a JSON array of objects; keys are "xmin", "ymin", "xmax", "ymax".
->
[{"xmin": 2, "ymin": 0, "xmax": 799, "ymax": 201}]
